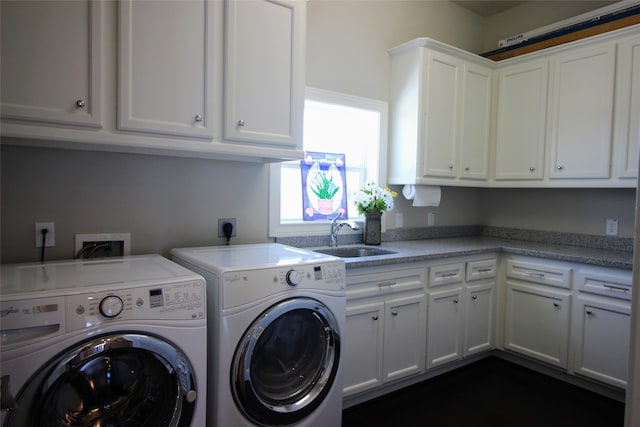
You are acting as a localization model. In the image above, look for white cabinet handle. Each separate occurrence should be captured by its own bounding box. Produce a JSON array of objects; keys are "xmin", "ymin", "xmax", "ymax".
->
[
  {"xmin": 464, "ymin": 166, "xmax": 470, "ymax": 172},
  {"xmin": 553, "ymin": 302, "xmax": 560, "ymax": 308},
  {"xmin": 391, "ymin": 311, "xmax": 398, "ymax": 316},
  {"xmin": 452, "ymin": 298, "xmax": 459, "ymax": 304},
  {"xmin": 586, "ymin": 310, "xmax": 593, "ymax": 316},
  {"xmin": 194, "ymin": 114, "xmax": 203, "ymax": 122},
  {"xmin": 448, "ymin": 164, "xmax": 454, "ymax": 170},
  {"xmin": 471, "ymin": 295, "xmax": 478, "ymax": 301},
  {"xmin": 529, "ymin": 167, "xmax": 535, "ymax": 172},
  {"xmin": 372, "ymin": 315, "xmax": 378, "ymax": 321},
  {"xmin": 75, "ymin": 99, "xmax": 85, "ymax": 108},
  {"xmin": 237, "ymin": 119, "xmax": 245, "ymax": 127},
  {"xmin": 557, "ymin": 165, "xmax": 564, "ymax": 170}
]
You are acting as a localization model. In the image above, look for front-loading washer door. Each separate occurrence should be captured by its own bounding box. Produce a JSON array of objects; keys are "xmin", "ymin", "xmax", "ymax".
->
[
  {"xmin": 231, "ymin": 297, "xmax": 341, "ymax": 426},
  {"xmin": 3, "ymin": 333, "xmax": 197, "ymax": 427}
]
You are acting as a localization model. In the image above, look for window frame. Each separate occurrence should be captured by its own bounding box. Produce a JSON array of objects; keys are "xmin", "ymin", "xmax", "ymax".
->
[{"xmin": 268, "ymin": 87, "xmax": 389, "ymax": 238}]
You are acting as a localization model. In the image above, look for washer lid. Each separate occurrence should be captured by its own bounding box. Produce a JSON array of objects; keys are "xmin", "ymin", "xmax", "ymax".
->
[
  {"xmin": 170, "ymin": 243, "xmax": 338, "ymax": 272},
  {"xmin": 0, "ymin": 255, "xmax": 201, "ymax": 297}
]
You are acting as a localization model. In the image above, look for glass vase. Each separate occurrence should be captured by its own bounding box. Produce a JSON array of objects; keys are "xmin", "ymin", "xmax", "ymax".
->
[{"xmin": 363, "ymin": 212, "xmax": 382, "ymax": 245}]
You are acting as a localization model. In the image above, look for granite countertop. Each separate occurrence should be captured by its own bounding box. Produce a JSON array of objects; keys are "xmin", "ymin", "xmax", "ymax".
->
[{"xmin": 316, "ymin": 236, "xmax": 634, "ymax": 270}]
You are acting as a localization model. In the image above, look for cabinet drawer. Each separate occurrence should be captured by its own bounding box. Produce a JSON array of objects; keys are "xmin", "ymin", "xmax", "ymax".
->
[
  {"xmin": 466, "ymin": 258, "xmax": 497, "ymax": 282},
  {"xmin": 575, "ymin": 267, "xmax": 632, "ymax": 301},
  {"xmin": 346, "ymin": 267, "xmax": 425, "ymax": 300},
  {"xmin": 429, "ymin": 262, "xmax": 464, "ymax": 288},
  {"xmin": 506, "ymin": 258, "xmax": 571, "ymax": 289}
]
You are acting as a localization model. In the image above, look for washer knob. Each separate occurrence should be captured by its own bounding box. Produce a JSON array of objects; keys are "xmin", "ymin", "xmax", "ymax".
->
[
  {"xmin": 99, "ymin": 295, "xmax": 124, "ymax": 318},
  {"xmin": 285, "ymin": 270, "xmax": 302, "ymax": 286}
]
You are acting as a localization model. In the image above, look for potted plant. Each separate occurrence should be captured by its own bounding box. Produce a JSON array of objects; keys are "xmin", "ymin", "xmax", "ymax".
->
[{"xmin": 353, "ymin": 182, "xmax": 397, "ymax": 245}]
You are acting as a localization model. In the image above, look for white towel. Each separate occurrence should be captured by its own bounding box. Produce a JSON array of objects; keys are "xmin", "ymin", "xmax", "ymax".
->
[{"xmin": 402, "ymin": 185, "xmax": 441, "ymax": 207}]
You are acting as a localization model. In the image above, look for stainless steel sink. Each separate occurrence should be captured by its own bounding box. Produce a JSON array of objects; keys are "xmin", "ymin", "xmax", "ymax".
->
[{"xmin": 313, "ymin": 246, "xmax": 397, "ymax": 258}]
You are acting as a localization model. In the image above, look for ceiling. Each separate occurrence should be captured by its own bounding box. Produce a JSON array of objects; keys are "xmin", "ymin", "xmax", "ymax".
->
[{"xmin": 451, "ymin": 1, "xmax": 528, "ymax": 17}]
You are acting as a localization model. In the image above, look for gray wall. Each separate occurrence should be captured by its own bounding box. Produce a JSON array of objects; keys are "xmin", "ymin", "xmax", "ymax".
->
[{"xmin": 1, "ymin": 1, "xmax": 635, "ymax": 264}]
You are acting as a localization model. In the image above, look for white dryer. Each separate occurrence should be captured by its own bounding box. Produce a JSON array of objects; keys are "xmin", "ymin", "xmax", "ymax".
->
[
  {"xmin": 0, "ymin": 255, "xmax": 207, "ymax": 427},
  {"xmin": 171, "ymin": 243, "xmax": 346, "ymax": 427}
]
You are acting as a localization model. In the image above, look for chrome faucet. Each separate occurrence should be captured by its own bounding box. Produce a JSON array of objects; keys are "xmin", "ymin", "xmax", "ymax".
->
[{"xmin": 329, "ymin": 212, "xmax": 360, "ymax": 247}]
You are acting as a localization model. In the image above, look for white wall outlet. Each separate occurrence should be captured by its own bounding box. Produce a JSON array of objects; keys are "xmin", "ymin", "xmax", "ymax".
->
[
  {"xmin": 427, "ymin": 212, "xmax": 435, "ymax": 226},
  {"xmin": 395, "ymin": 213, "xmax": 403, "ymax": 228},
  {"xmin": 605, "ymin": 218, "xmax": 618, "ymax": 236},
  {"xmin": 218, "ymin": 218, "xmax": 237, "ymax": 238},
  {"xmin": 35, "ymin": 222, "xmax": 55, "ymax": 247}
]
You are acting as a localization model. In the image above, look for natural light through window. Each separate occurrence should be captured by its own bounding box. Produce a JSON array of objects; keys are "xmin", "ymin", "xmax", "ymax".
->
[{"xmin": 269, "ymin": 87, "xmax": 388, "ymax": 237}]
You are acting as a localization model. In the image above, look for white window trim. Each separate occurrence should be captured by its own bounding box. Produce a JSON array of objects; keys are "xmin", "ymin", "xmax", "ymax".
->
[{"xmin": 268, "ymin": 87, "xmax": 389, "ymax": 238}]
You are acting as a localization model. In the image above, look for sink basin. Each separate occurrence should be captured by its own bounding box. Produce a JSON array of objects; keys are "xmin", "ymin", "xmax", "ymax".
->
[{"xmin": 314, "ymin": 246, "xmax": 397, "ymax": 258}]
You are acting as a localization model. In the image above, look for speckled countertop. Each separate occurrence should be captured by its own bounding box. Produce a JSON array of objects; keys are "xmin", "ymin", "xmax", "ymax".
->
[
  {"xmin": 310, "ymin": 236, "xmax": 634, "ymax": 270},
  {"xmin": 278, "ymin": 226, "xmax": 634, "ymax": 270}
]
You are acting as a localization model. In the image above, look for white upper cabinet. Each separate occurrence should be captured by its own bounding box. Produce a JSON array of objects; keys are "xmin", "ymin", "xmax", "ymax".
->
[
  {"xmin": 1, "ymin": 0, "xmax": 102, "ymax": 128},
  {"xmin": 1, "ymin": 0, "xmax": 306, "ymax": 163},
  {"xmin": 224, "ymin": 0, "xmax": 304, "ymax": 148},
  {"xmin": 388, "ymin": 39, "xmax": 493, "ymax": 186},
  {"xmin": 421, "ymin": 50, "xmax": 461, "ymax": 179},
  {"xmin": 494, "ymin": 59, "xmax": 548, "ymax": 181},
  {"xmin": 547, "ymin": 43, "xmax": 616, "ymax": 179},
  {"xmin": 118, "ymin": 0, "xmax": 214, "ymax": 138},
  {"xmin": 612, "ymin": 34, "xmax": 640, "ymax": 179},
  {"xmin": 459, "ymin": 63, "xmax": 492, "ymax": 180}
]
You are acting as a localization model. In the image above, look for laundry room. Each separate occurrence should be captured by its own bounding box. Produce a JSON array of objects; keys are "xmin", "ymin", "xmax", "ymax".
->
[{"xmin": 2, "ymin": 1, "xmax": 640, "ymax": 427}]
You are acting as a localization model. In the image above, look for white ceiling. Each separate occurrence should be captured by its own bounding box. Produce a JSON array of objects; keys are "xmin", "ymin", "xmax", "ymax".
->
[{"xmin": 451, "ymin": 1, "xmax": 527, "ymax": 17}]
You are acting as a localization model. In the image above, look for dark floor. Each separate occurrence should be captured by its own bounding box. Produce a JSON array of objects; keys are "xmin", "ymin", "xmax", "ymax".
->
[{"xmin": 342, "ymin": 356, "xmax": 625, "ymax": 427}]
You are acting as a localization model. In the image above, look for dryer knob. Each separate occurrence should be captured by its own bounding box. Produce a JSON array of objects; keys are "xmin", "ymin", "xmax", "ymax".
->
[
  {"xmin": 286, "ymin": 270, "xmax": 302, "ymax": 286},
  {"xmin": 99, "ymin": 295, "xmax": 124, "ymax": 318}
]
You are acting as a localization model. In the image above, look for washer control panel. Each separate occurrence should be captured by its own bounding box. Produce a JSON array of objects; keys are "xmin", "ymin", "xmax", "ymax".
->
[
  {"xmin": 65, "ymin": 280, "xmax": 205, "ymax": 331},
  {"xmin": 222, "ymin": 261, "xmax": 346, "ymax": 309}
]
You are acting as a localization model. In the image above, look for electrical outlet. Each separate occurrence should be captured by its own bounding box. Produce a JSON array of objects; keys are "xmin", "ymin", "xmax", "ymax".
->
[
  {"xmin": 427, "ymin": 212, "xmax": 435, "ymax": 226},
  {"xmin": 606, "ymin": 218, "xmax": 618, "ymax": 236},
  {"xmin": 35, "ymin": 222, "xmax": 55, "ymax": 247},
  {"xmin": 218, "ymin": 218, "xmax": 237, "ymax": 238},
  {"xmin": 395, "ymin": 213, "xmax": 404, "ymax": 228}
]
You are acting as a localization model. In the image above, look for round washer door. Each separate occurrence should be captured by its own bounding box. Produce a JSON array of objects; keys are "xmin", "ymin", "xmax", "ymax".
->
[
  {"xmin": 231, "ymin": 297, "xmax": 341, "ymax": 426},
  {"xmin": 4, "ymin": 333, "xmax": 198, "ymax": 427}
]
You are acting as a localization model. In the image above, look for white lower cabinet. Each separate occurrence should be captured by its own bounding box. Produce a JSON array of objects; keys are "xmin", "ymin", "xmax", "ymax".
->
[
  {"xmin": 426, "ymin": 257, "xmax": 496, "ymax": 369},
  {"xmin": 343, "ymin": 266, "xmax": 426, "ymax": 397},
  {"xmin": 572, "ymin": 266, "xmax": 633, "ymax": 389},
  {"xmin": 505, "ymin": 282, "xmax": 571, "ymax": 368},
  {"xmin": 573, "ymin": 296, "xmax": 630, "ymax": 389},
  {"xmin": 344, "ymin": 254, "xmax": 631, "ymax": 403},
  {"xmin": 464, "ymin": 282, "xmax": 495, "ymax": 356},
  {"xmin": 427, "ymin": 286, "xmax": 464, "ymax": 368},
  {"xmin": 503, "ymin": 256, "xmax": 572, "ymax": 369}
]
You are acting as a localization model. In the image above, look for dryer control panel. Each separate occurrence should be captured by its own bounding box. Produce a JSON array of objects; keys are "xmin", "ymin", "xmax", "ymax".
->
[{"xmin": 222, "ymin": 261, "xmax": 346, "ymax": 309}]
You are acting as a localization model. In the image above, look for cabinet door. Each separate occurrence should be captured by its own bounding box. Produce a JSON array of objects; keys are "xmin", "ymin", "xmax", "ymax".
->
[
  {"xmin": 383, "ymin": 294, "xmax": 426, "ymax": 382},
  {"xmin": 421, "ymin": 50, "xmax": 462, "ymax": 178},
  {"xmin": 573, "ymin": 296, "xmax": 630, "ymax": 389},
  {"xmin": 459, "ymin": 63, "xmax": 492, "ymax": 180},
  {"xmin": 613, "ymin": 35, "xmax": 640, "ymax": 179},
  {"xmin": 224, "ymin": 0, "xmax": 304, "ymax": 148},
  {"xmin": 343, "ymin": 302, "xmax": 384, "ymax": 396},
  {"xmin": 427, "ymin": 287, "xmax": 464, "ymax": 368},
  {"xmin": 464, "ymin": 282, "xmax": 495, "ymax": 356},
  {"xmin": 118, "ymin": 0, "xmax": 214, "ymax": 138},
  {"xmin": 495, "ymin": 60, "xmax": 548, "ymax": 180},
  {"xmin": 0, "ymin": 0, "xmax": 102, "ymax": 128},
  {"xmin": 505, "ymin": 282, "xmax": 571, "ymax": 368},
  {"xmin": 548, "ymin": 44, "xmax": 616, "ymax": 179}
]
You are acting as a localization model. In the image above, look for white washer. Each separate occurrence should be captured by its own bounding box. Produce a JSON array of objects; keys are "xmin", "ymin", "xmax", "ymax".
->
[
  {"xmin": 170, "ymin": 243, "xmax": 346, "ymax": 427},
  {"xmin": 0, "ymin": 255, "xmax": 207, "ymax": 427}
]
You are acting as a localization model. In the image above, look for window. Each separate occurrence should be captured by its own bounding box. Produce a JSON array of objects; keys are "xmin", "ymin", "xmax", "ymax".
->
[{"xmin": 269, "ymin": 87, "xmax": 388, "ymax": 237}]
